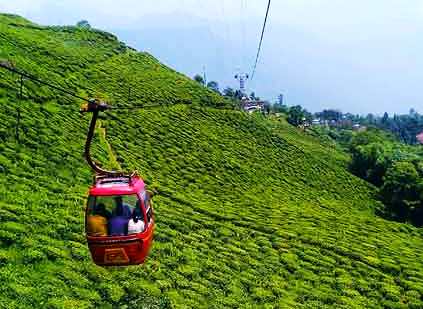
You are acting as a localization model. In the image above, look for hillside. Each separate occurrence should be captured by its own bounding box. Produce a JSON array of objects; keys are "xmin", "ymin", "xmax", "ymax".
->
[{"xmin": 1, "ymin": 14, "xmax": 423, "ymax": 308}]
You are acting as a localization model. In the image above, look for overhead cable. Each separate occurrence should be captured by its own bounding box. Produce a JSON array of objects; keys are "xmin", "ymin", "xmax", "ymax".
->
[
  {"xmin": 0, "ymin": 60, "xmax": 90, "ymax": 102},
  {"xmin": 250, "ymin": 0, "xmax": 271, "ymax": 80}
]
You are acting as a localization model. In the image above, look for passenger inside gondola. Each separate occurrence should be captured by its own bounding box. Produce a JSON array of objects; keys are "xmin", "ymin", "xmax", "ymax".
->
[
  {"xmin": 86, "ymin": 203, "xmax": 109, "ymax": 236},
  {"xmin": 109, "ymin": 198, "xmax": 131, "ymax": 236},
  {"xmin": 128, "ymin": 204, "xmax": 145, "ymax": 234}
]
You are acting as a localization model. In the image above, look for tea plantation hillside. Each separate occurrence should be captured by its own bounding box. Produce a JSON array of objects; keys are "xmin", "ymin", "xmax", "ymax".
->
[
  {"xmin": 0, "ymin": 13, "xmax": 224, "ymax": 107},
  {"xmin": 1, "ymin": 14, "xmax": 423, "ymax": 309}
]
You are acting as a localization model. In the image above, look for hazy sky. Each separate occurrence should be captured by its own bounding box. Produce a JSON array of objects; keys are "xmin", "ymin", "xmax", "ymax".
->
[{"xmin": 1, "ymin": 0, "xmax": 423, "ymax": 114}]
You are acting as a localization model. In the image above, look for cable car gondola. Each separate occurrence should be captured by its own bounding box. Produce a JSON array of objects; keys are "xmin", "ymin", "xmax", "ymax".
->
[{"xmin": 82, "ymin": 100, "xmax": 154, "ymax": 266}]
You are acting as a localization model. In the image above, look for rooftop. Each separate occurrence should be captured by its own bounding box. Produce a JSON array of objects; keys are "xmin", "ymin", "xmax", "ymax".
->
[{"xmin": 89, "ymin": 175, "xmax": 145, "ymax": 196}]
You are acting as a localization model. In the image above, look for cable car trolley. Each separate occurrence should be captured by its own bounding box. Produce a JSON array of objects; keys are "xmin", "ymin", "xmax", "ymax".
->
[
  {"xmin": 0, "ymin": 62, "xmax": 156, "ymax": 267},
  {"xmin": 81, "ymin": 99, "xmax": 154, "ymax": 266}
]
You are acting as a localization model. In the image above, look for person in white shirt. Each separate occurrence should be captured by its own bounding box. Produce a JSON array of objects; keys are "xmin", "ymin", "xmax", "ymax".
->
[{"xmin": 127, "ymin": 208, "xmax": 145, "ymax": 234}]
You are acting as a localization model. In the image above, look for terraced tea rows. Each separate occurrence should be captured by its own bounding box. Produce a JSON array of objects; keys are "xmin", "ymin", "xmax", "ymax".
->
[{"xmin": 103, "ymin": 106, "xmax": 423, "ymax": 308}]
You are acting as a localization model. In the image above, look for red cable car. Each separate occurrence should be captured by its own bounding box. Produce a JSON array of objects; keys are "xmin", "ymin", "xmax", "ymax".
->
[{"xmin": 81, "ymin": 100, "xmax": 154, "ymax": 266}]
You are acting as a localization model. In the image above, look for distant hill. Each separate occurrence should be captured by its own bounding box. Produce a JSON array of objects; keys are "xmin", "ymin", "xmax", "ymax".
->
[{"xmin": 1, "ymin": 14, "xmax": 423, "ymax": 308}]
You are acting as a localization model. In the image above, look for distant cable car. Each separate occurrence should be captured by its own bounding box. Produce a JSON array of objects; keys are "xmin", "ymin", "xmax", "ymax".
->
[{"xmin": 81, "ymin": 100, "xmax": 154, "ymax": 266}]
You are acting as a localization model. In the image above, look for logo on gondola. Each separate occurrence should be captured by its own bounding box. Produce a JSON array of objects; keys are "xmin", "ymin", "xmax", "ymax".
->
[{"xmin": 104, "ymin": 248, "xmax": 129, "ymax": 264}]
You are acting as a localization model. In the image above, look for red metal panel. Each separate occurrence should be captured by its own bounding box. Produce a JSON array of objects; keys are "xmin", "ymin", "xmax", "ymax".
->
[{"xmin": 85, "ymin": 175, "xmax": 154, "ymax": 266}]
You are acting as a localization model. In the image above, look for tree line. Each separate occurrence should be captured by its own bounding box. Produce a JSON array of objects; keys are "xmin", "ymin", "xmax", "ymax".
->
[
  {"xmin": 314, "ymin": 127, "xmax": 423, "ymax": 226},
  {"xmin": 307, "ymin": 106, "xmax": 423, "ymax": 144},
  {"xmin": 274, "ymin": 102, "xmax": 423, "ymax": 145}
]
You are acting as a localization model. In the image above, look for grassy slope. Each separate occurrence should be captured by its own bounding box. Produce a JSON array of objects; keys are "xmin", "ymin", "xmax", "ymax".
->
[{"xmin": 0, "ymin": 14, "xmax": 423, "ymax": 308}]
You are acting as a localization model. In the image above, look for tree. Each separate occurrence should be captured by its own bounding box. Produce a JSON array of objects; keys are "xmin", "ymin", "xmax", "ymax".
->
[
  {"xmin": 317, "ymin": 109, "xmax": 342, "ymax": 121},
  {"xmin": 365, "ymin": 113, "xmax": 375, "ymax": 125},
  {"xmin": 349, "ymin": 142, "xmax": 391, "ymax": 186},
  {"xmin": 207, "ymin": 81, "xmax": 219, "ymax": 93},
  {"xmin": 381, "ymin": 112, "xmax": 389, "ymax": 124},
  {"xmin": 409, "ymin": 108, "xmax": 418, "ymax": 117},
  {"xmin": 287, "ymin": 105, "xmax": 305, "ymax": 127},
  {"xmin": 234, "ymin": 90, "xmax": 243, "ymax": 100},
  {"xmin": 223, "ymin": 87, "xmax": 235, "ymax": 98},
  {"xmin": 380, "ymin": 161, "xmax": 422, "ymax": 224},
  {"xmin": 76, "ymin": 20, "xmax": 91, "ymax": 29},
  {"xmin": 343, "ymin": 113, "xmax": 359, "ymax": 122},
  {"xmin": 193, "ymin": 74, "xmax": 205, "ymax": 86},
  {"xmin": 304, "ymin": 110, "xmax": 313, "ymax": 123},
  {"xmin": 262, "ymin": 101, "xmax": 271, "ymax": 115},
  {"xmin": 272, "ymin": 103, "xmax": 288, "ymax": 114}
]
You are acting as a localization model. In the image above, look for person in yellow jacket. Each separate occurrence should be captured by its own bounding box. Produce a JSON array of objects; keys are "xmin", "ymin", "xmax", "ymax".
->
[{"xmin": 87, "ymin": 203, "xmax": 110, "ymax": 236}]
